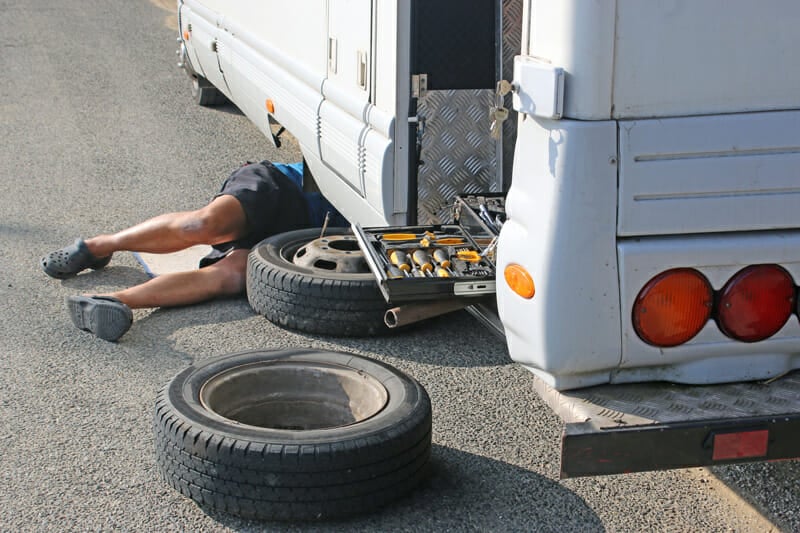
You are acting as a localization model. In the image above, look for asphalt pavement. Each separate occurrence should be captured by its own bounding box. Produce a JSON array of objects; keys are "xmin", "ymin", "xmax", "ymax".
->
[{"xmin": 1, "ymin": 0, "xmax": 797, "ymax": 531}]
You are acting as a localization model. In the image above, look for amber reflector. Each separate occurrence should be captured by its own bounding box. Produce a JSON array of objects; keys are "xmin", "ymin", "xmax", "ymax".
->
[
  {"xmin": 265, "ymin": 99, "xmax": 275, "ymax": 113},
  {"xmin": 504, "ymin": 264, "xmax": 535, "ymax": 299},
  {"xmin": 633, "ymin": 268, "xmax": 712, "ymax": 347},
  {"xmin": 183, "ymin": 30, "xmax": 190, "ymax": 41},
  {"xmin": 717, "ymin": 264, "xmax": 794, "ymax": 343}
]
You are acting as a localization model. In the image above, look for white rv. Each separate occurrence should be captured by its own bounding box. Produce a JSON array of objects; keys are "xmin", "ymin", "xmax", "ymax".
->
[{"xmin": 176, "ymin": 0, "xmax": 800, "ymax": 476}]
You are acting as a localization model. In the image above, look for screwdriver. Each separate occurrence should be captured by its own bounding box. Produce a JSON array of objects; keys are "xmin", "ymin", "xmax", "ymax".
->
[
  {"xmin": 431, "ymin": 248, "xmax": 456, "ymax": 277},
  {"xmin": 390, "ymin": 249, "xmax": 425, "ymax": 277},
  {"xmin": 386, "ymin": 265, "xmax": 406, "ymax": 279},
  {"xmin": 431, "ymin": 248, "xmax": 451, "ymax": 269},
  {"xmin": 411, "ymin": 249, "xmax": 434, "ymax": 276},
  {"xmin": 388, "ymin": 250, "xmax": 412, "ymax": 276}
]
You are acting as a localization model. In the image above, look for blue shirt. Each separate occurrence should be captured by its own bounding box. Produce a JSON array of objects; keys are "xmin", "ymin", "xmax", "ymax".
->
[{"xmin": 272, "ymin": 162, "xmax": 348, "ymax": 228}]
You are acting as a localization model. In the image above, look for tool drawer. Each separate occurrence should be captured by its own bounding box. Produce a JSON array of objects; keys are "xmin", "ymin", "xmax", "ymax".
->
[{"xmin": 352, "ymin": 194, "xmax": 505, "ymax": 303}]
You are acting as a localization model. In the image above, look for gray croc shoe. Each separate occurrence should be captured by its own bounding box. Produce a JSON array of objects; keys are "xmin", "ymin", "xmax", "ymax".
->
[
  {"xmin": 41, "ymin": 239, "xmax": 112, "ymax": 279},
  {"xmin": 67, "ymin": 295, "xmax": 133, "ymax": 342}
]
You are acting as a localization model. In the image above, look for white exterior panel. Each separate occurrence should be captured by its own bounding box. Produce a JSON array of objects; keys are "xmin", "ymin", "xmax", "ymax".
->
[
  {"xmin": 612, "ymin": 0, "xmax": 800, "ymax": 119},
  {"xmin": 327, "ymin": 0, "xmax": 372, "ymax": 103},
  {"xmin": 193, "ymin": 0, "xmax": 328, "ymax": 77},
  {"xmin": 526, "ymin": 0, "xmax": 615, "ymax": 120},
  {"xmin": 525, "ymin": 0, "xmax": 800, "ymax": 120},
  {"xmin": 224, "ymin": 33, "xmax": 323, "ymax": 153},
  {"xmin": 182, "ymin": 3, "xmax": 227, "ymax": 94},
  {"xmin": 319, "ymin": 99, "xmax": 366, "ymax": 194},
  {"xmin": 497, "ymin": 116, "xmax": 621, "ymax": 390},
  {"xmin": 618, "ymin": 110, "xmax": 800, "ymax": 236}
]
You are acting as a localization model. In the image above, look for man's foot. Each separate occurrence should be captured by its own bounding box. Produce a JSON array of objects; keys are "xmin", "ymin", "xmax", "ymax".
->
[
  {"xmin": 41, "ymin": 239, "xmax": 112, "ymax": 279},
  {"xmin": 66, "ymin": 295, "xmax": 133, "ymax": 341}
]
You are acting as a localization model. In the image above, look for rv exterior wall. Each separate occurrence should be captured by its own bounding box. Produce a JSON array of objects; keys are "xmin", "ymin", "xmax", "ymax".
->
[
  {"xmin": 506, "ymin": 0, "xmax": 800, "ymax": 389},
  {"xmin": 527, "ymin": 0, "xmax": 800, "ymax": 120},
  {"xmin": 196, "ymin": 1, "xmax": 328, "ymax": 77},
  {"xmin": 497, "ymin": 116, "xmax": 622, "ymax": 390}
]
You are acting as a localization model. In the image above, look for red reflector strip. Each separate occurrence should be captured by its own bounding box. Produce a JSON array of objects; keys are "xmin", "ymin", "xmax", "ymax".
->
[{"xmin": 712, "ymin": 430, "xmax": 769, "ymax": 461}]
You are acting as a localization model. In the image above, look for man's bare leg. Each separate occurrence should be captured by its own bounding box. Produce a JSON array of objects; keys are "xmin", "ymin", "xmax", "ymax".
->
[
  {"xmin": 65, "ymin": 250, "xmax": 250, "ymax": 341},
  {"xmin": 105, "ymin": 249, "xmax": 250, "ymax": 309},
  {"xmin": 84, "ymin": 194, "xmax": 248, "ymax": 257},
  {"xmin": 60, "ymin": 195, "xmax": 255, "ymax": 340}
]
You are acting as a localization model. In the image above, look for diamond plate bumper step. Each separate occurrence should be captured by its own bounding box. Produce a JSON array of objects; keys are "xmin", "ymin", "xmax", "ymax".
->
[{"xmin": 531, "ymin": 371, "xmax": 800, "ymax": 478}]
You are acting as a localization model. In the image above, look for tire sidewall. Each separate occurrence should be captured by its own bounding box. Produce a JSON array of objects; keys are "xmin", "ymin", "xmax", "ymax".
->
[{"xmin": 165, "ymin": 349, "xmax": 425, "ymax": 445}]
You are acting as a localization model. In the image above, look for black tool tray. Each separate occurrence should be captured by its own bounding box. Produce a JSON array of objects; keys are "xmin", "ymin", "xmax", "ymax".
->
[{"xmin": 352, "ymin": 194, "xmax": 506, "ymax": 304}]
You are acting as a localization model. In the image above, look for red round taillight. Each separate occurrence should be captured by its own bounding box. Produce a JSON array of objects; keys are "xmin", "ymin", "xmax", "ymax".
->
[
  {"xmin": 717, "ymin": 264, "xmax": 795, "ymax": 343},
  {"xmin": 633, "ymin": 268, "xmax": 713, "ymax": 347}
]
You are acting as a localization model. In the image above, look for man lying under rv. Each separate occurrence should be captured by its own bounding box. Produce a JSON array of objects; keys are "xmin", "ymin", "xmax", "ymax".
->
[{"xmin": 41, "ymin": 161, "xmax": 345, "ymax": 341}]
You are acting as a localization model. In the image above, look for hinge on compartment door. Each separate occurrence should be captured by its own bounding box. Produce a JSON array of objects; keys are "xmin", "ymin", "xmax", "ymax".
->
[{"xmin": 411, "ymin": 74, "xmax": 428, "ymax": 99}]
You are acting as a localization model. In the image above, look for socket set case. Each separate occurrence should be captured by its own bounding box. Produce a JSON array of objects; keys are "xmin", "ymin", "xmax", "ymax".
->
[{"xmin": 352, "ymin": 194, "xmax": 506, "ymax": 303}]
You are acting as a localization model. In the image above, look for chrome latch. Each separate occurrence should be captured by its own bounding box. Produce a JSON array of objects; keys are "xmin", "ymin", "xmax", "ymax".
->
[{"xmin": 411, "ymin": 74, "xmax": 428, "ymax": 99}]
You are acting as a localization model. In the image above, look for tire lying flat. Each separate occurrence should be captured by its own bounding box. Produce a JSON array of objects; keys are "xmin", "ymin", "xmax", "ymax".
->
[
  {"xmin": 154, "ymin": 349, "xmax": 432, "ymax": 521},
  {"xmin": 246, "ymin": 228, "xmax": 391, "ymax": 336}
]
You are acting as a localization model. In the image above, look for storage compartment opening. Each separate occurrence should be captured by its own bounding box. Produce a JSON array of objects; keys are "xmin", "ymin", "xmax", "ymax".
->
[{"xmin": 410, "ymin": 0, "xmax": 520, "ymax": 225}]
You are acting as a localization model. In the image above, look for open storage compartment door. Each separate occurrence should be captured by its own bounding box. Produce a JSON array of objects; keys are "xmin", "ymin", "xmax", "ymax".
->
[{"xmin": 352, "ymin": 194, "xmax": 505, "ymax": 304}]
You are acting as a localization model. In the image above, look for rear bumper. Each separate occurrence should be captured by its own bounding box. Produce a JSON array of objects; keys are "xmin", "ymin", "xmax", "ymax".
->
[{"xmin": 529, "ymin": 371, "xmax": 800, "ymax": 478}]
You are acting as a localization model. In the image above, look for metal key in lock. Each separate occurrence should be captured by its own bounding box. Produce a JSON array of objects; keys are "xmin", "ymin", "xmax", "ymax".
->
[
  {"xmin": 489, "ymin": 106, "xmax": 509, "ymax": 140},
  {"xmin": 496, "ymin": 79, "xmax": 513, "ymax": 97},
  {"xmin": 489, "ymin": 79, "xmax": 513, "ymax": 139}
]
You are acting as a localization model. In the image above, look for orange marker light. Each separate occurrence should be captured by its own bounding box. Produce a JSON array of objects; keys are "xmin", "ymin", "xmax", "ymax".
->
[
  {"xmin": 183, "ymin": 30, "xmax": 190, "ymax": 41},
  {"xmin": 504, "ymin": 264, "xmax": 535, "ymax": 299},
  {"xmin": 265, "ymin": 99, "xmax": 275, "ymax": 114}
]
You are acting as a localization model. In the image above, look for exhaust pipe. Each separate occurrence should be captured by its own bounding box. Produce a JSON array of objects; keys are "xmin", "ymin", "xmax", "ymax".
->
[{"xmin": 384, "ymin": 297, "xmax": 489, "ymax": 329}]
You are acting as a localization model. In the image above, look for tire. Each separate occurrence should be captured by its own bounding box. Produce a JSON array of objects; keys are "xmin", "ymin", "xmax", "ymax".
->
[
  {"xmin": 191, "ymin": 75, "xmax": 227, "ymax": 106},
  {"xmin": 246, "ymin": 228, "xmax": 391, "ymax": 336},
  {"xmin": 154, "ymin": 349, "xmax": 432, "ymax": 521}
]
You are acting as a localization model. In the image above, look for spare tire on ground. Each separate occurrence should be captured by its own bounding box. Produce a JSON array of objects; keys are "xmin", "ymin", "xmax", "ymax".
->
[
  {"xmin": 154, "ymin": 349, "xmax": 432, "ymax": 521},
  {"xmin": 246, "ymin": 228, "xmax": 391, "ymax": 336}
]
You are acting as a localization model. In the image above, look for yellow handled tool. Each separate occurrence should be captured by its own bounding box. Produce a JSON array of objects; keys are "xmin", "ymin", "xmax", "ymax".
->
[
  {"xmin": 386, "ymin": 265, "xmax": 406, "ymax": 279},
  {"xmin": 388, "ymin": 250, "xmax": 411, "ymax": 273},
  {"xmin": 411, "ymin": 250, "xmax": 434, "ymax": 274},
  {"xmin": 456, "ymin": 250, "xmax": 482, "ymax": 263},
  {"xmin": 381, "ymin": 233, "xmax": 419, "ymax": 241},
  {"xmin": 431, "ymin": 248, "xmax": 451, "ymax": 269},
  {"xmin": 435, "ymin": 237, "xmax": 465, "ymax": 246},
  {"xmin": 420, "ymin": 236, "xmax": 465, "ymax": 247}
]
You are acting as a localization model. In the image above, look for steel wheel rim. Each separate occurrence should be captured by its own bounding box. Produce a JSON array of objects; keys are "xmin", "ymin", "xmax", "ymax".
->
[
  {"xmin": 283, "ymin": 234, "xmax": 371, "ymax": 274},
  {"xmin": 199, "ymin": 361, "xmax": 389, "ymax": 431}
]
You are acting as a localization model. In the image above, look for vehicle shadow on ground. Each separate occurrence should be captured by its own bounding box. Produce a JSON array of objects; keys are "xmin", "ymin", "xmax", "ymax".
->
[
  {"xmin": 207, "ymin": 101, "xmax": 245, "ymax": 116},
  {"xmin": 307, "ymin": 310, "xmax": 513, "ymax": 369},
  {"xmin": 203, "ymin": 444, "xmax": 605, "ymax": 533}
]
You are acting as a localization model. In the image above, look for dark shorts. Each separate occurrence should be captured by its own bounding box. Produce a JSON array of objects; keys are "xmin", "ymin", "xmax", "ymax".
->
[{"xmin": 199, "ymin": 161, "xmax": 311, "ymax": 267}]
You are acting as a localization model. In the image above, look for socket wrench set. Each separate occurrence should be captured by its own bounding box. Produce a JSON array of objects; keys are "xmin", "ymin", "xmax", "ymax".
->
[{"xmin": 352, "ymin": 194, "xmax": 506, "ymax": 303}]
